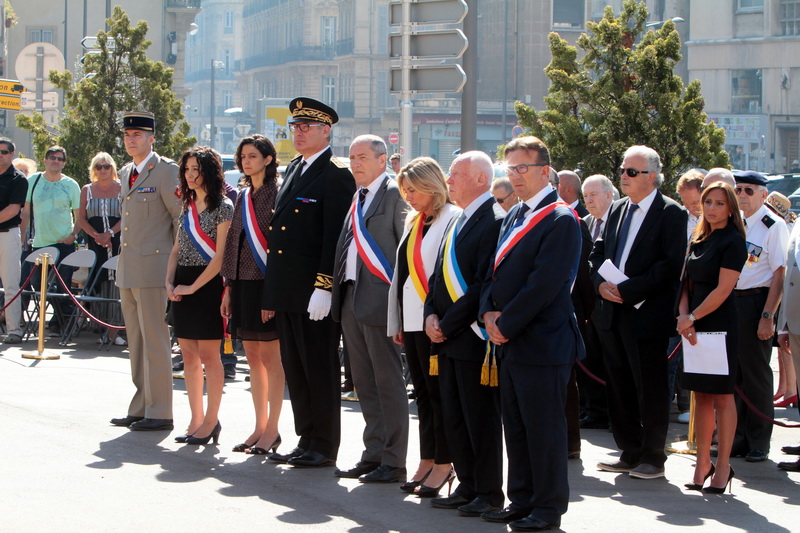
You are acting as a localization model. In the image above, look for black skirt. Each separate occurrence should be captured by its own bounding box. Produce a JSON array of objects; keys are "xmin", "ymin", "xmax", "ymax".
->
[
  {"xmin": 228, "ymin": 279, "xmax": 278, "ymax": 342},
  {"xmin": 171, "ymin": 265, "xmax": 225, "ymax": 340}
]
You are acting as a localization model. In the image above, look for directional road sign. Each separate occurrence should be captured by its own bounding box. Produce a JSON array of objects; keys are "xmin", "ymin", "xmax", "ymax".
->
[
  {"xmin": 389, "ymin": 0, "xmax": 468, "ymax": 25},
  {"xmin": 389, "ymin": 29, "xmax": 468, "ymax": 59},
  {"xmin": 20, "ymin": 91, "xmax": 58, "ymax": 110},
  {"xmin": 0, "ymin": 79, "xmax": 25, "ymax": 110},
  {"xmin": 390, "ymin": 65, "xmax": 467, "ymax": 93}
]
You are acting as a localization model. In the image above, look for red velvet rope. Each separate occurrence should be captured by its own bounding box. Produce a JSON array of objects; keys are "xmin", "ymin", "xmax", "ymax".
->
[
  {"xmin": 0, "ymin": 263, "xmax": 39, "ymax": 312},
  {"xmin": 50, "ymin": 265, "xmax": 125, "ymax": 330}
]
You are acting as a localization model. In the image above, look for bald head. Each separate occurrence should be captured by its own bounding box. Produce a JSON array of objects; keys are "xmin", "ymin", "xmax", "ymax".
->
[
  {"xmin": 557, "ymin": 170, "xmax": 581, "ymax": 203},
  {"xmin": 447, "ymin": 150, "xmax": 493, "ymax": 208},
  {"xmin": 702, "ymin": 168, "xmax": 735, "ymax": 189}
]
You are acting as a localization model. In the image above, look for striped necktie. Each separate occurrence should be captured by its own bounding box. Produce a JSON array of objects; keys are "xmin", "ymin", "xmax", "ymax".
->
[{"xmin": 337, "ymin": 188, "xmax": 369, "ymax": 283}]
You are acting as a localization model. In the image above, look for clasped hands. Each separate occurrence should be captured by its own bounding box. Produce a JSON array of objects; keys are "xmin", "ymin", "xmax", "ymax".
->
[
  {"xmin": 675, "ymin": 313, "xmax": 697, "ymax": 346},
  {"xmin": 598, "ymin": 281, "xmax": 623, "ymax": 304}
]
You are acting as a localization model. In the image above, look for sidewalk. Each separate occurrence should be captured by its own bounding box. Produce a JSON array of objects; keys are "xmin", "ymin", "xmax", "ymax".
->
[{"xmin": 1, "ymin": 335, "xmax": 798, "ymax": 532}]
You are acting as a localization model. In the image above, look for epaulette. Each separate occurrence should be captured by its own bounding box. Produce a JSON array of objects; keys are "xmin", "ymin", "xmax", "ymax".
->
[
  {"xmin": 331, "ymin": 157, "xmax": 348, "ymax": 169},
  {"xmin": 290, "ymin": 153, "xmax": 302, "ymax": 161},
  {"xmin": 160, "ymin": 155, "xmax": 175, "ymax": 164},
  {"xmin": 762, "ymin": 214, "xmax": 776, "ymax": 228}
]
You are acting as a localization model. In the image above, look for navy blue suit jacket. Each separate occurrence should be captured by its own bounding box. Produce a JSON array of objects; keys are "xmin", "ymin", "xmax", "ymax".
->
[{"xmin": 479, "ymin": 190, "xmax": 586, "ymax": 366}]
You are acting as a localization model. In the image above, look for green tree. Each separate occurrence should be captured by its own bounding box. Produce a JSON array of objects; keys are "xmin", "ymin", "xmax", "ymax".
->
[
  {"xmin": 16, "ymin": 6, "xmax": 194, "ymax": 183},
  {"xmin": 514, "ymin": 0, "xmax": 728, "ymax": 193}
]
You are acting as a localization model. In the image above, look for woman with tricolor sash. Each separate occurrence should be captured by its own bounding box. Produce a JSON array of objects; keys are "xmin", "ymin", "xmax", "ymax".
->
[
  {"xmin": 388, "ymin": 157, "xmax": 460, "ymax": 497},
  {"xmin": 166, "ymin": 147, "xmax": 234, "ymax": 445},
  {"xmin": 219, "ymin": 135, "xmax": 284, "ymax": 455}
]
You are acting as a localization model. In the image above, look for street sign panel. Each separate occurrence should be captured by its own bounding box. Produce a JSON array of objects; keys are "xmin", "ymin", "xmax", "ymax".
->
[
  {"xmin": 0, "ymin": 79, "xmax": 25, "ymax": 96},
  {"xmin": 389, "ymin": 0, "xmax": 468, "ymax": 25},
  {"xmin": 0, "ymin": 96, "xmax": 21, "ymax": 110},
  {"xmin": 389, "ymin": 29, "xmax": 468, "ymax": 59},
  {"xmin": 15, "ymin": 42, "xmax": 66, "ymax": 93},
  {"xmin": 390, "ymin": 65, "xmax": 467, "ymax": 93},
  {"xmin": 20, "ymin": 91, "xmax": 58, "ymax": 109},
  {"xmin": 388, "ymin": 133, "xmax": 400, "ymax": 144},
  {"xmin": 81, "ymin": 36, "xmax": 116, "ymax": 50}
]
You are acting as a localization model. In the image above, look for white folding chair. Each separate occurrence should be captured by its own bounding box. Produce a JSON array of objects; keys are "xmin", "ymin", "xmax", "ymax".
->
[
  {"xmin": 21, "ymin": 246, "xmax": 61, "ymax": 340},
  {"xmin": 91, "ymin": 256, "xmax": 125, "ymax": 351}
]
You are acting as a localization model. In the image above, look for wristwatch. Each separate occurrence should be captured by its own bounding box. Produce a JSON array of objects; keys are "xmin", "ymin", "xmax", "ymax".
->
[
  {"xmin": 762, "ymin": 311, "xmax": 773, "ymax": 319},
  {"xmin": 688, "ymin": 313, "xmax": 696, "ymax": 323}
]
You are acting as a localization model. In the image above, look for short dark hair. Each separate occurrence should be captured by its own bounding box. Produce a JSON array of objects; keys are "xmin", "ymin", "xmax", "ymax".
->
[
  {"xmin": 389, "ymin": 153, "xmax": 401, "ymax": 161},
  {"xmin": 178, "ymin": 146, "xmax": 225, "ymax": 212},
  {"xmin": 504, "ymin": 136, "xmax": 550, "ymax": 166},
  {"xmin": 234, "ymin": 134, "xmax": 279, "ymax": 188},
  {"xmin": 0, "ymin": 137, "xmax": 15, "ymax": 153},
  {"xmin": 45, "ymin": 145, "xmax": 67, "ymax": 160}
]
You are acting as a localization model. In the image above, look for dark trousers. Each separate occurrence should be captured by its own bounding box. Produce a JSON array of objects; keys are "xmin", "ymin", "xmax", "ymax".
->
[
  {"xmin": 439, "ymin": 354, "xmax": 503, "ymax": 506},
  {"xmin": 276, "ymin": 311, "xmax": 341, "ymax": 459},
  {"xmin": 734, "ymin": 291, "xmax": 774, "ymax": 451},
  {"xmin": 576, "ymin": 320, "xmax": 609, "ymax": 421},
  {"xmin": 598, "ymin": 317, "xmax": 669, "ymax": 468},
  {"xmin": 566, "ymin": 367, "xmax": 581, "ymax": 453},
  {"xmin": 501, "ymin": 359, "xmax": 570, "ymax": 524},
  {"xmin": 404, "ymin": 330, "xmax": 450, "ymax": 463}
]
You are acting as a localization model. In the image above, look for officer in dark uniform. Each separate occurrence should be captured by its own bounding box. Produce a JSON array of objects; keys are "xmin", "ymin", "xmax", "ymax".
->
[{"xmin": 264, "ymin": 97, "xmax": 355, "ymax": 467}]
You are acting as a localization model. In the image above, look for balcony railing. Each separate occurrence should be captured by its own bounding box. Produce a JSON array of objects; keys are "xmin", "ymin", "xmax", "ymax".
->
[
  {"xmin": 166, "ymin": 0, "xmax": 201, "ymax": 8},
  {"xmin": 241, "ymin": 46, "xmax": 335, "ymax": 70},
  {"xmin": 336, "ymin": 38, "xmax": 354, "ymax": 56}
]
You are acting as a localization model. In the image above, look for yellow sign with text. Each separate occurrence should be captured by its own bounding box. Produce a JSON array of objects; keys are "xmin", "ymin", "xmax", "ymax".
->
[
  {"xmin": 0, "ymin": 95, "xmax": 21, "ymax": 110},
  {"xmin": 0, "ymin": 79, "xmax": 25, "ymax": 95}
]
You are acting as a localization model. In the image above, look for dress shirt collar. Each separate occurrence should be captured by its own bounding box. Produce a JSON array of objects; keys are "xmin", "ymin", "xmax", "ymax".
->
[
  {"xmin": 302, "ymin": 145, "xmax": 331, "ymax": 172},
  {"xmin": 462, "ymin": 191, "xmax": 493, "ymax": 222},
  {"xmin": 743, "ymin": 204, "xmax": 768, "ymax": 229},
  {"xmin": 631, "ymin": 187, "xmax": 658, "ymax": 215},
  {"xmin": 134, "ymin": 151, "xmax": 155, "ymax": 174},
  {"xmin": 523, "ymin": 185, "xmax": 556, "ymax": 212}
]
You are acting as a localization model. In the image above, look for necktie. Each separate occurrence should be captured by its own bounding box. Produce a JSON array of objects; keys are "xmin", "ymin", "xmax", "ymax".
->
[
  {"xmin": 592, "ymin": 219, "xmax": 603, "ymax": 242},
  {"xmin": 613, "ymin": 203, "xmax": 639, "ymax": 267},
  {"xmin": 337, "ymin": 188, "xmax": 369, "ymax": 282},
  {"xmin": 454, "ymin": 212, "xmax": 467, "ymax": 236},
  {"xmin": 128, "ymin": 168, "xmax": 139, "ymax": 190},
  {"xmin": 514, "ymin": 203, "xmax": 530, "ymax": 224}
]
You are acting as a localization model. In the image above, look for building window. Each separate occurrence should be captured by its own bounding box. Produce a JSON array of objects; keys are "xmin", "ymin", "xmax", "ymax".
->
[
  {"xmin": 322, "ymin": 75, "xmax": 336, "ymax": 106},
  {"xmin": 223, "ymin": 90, "xmax": 233, "ymax": 111},
  {"xmin": 377, "ymin": 71, "xmax": 394, "ymax": 110},
  {"xmin": 224, "ymin": 11, "xmax": 234, "ymax": 34},
  {"xmin": 782, "ymin": 0, "xmax": 800, "ymax": 35},
  {"xmin": 732, "ymin": 69, "xmax": 762, "ymax": 114},
  {"xmin": 321, "ymin": 16, "xmax": 337, "ymax": 49},
  {"xmin": 736, "ymin": 0, "xmax": 764, "ymax": 13},
  {"xmin": 553, "ymin": 0, "xmax": 585, "ymax": 30},
  {"xmin": 28, "ymin": 28, "xmax": 54, "ymax": 44},
  {"xmin": 590, "ymin": 0, "xmax": 622, "ymax": 21},
  {"xmin": 224, "ymin": 50, "xmax": 231, "ymax": 75},
  {"xmin": 377, "ymin": 5, "xmax": 389, "ymax": 55}
]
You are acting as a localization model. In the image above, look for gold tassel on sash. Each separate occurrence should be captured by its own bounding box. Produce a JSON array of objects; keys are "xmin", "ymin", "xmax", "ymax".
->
[
  {"xmin": 480, "ymin": 342, "xmax": 499, "ymax": 387},
  {"xmin": 429, "ymin": 353, "xmax": 439, "ymax": 376},
  {"xmin": 223, "ymin": 336, "xmax": 233, "ymax": 354}
]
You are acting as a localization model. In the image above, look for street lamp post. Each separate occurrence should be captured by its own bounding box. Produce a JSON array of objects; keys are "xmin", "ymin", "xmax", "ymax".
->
[{"xmin": 209, "ymin": 59, "xmax": 224, "ymax": 150}]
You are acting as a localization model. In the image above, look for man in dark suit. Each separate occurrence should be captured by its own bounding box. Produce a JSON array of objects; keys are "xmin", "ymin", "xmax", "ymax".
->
[
  {"xmin": 422, "ymin": 151, "xmax": 503, "ymax": 517},
  {"xmin": 589, "ymin": 145, "xmax": 687, "ymax": 480},
  {"xmin": 330, "ymin": 135, "xmax": 409, "ymax": 483},
  {"xmin": 558, "ymin": 170, "xmax": 589, "ymax": 218},
  {"xmin": 263, "ymin": 97, "xmax": 355, "ymax": 467},
  {"xmin": 480, "ymin": 137, "xmax": 584, "ymax": 531}
]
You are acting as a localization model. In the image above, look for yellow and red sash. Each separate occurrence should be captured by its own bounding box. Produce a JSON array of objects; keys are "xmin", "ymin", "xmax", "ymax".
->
[{"xmin": 406, "ymin": 212, "xmax": 429, "ymax": 301}]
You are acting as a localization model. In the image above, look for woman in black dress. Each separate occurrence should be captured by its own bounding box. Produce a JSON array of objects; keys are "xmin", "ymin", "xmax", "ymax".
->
[
  {"xmin": 166, "ymin": 147, "xmax": 234, "ymax": 445},
  {"xmin": 676, "ymin": 182, "xmax": 747, "ymax": 493},
  {"xmin": 220, "ymin": 135, "xmax": 284, "ymax": 455}
]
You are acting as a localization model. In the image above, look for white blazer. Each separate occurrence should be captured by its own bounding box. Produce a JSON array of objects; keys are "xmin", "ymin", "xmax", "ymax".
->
[{"xmin": 387, "ymin": 203, "xmax": 461, "ymax": 335}]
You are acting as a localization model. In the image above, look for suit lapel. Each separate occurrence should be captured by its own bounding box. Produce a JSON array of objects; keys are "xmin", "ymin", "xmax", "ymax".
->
[
  {"xmin": 364, "ymin": 175, "xmax": 389, "ymax": 220},
  {"xmin": 274, "ymin": 157, "xmax": 304, "ymax": 214},
  {"xmin": 628, "ymin": 192, "xmax": 664, "ymax": 257},
  {"xmin": 455, "ymin": 198, "xmax": 493, "ymax": 245}
]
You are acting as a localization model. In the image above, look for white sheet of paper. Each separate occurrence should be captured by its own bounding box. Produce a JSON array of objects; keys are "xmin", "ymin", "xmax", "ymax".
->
[
  {"xmin": 682, "ymin": 332, "xmax": 729, "ymax": 376},
  {"xmin": 597, "ymin": 259, "xmax": 644, "ymax": 309}
]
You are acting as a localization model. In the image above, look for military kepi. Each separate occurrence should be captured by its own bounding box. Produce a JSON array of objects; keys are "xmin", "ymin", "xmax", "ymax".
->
[
  {"xmin": 733, "ymin": 170, "xmax": 768, "ymax": 186},
  {"xmin": 122, "ymin": 111, "xmax": 156, "ymax": 132},
  {"xmin": 288, "ymin": 97, "xmax": 338, "ymax": 125}
]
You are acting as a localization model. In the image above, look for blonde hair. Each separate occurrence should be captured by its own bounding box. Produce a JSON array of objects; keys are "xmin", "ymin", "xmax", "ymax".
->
[
  {"xmin": 396, "ymin": 156, "xmax": 452, "ymax": 223},
  {"xmin": 88, "ymin": 152, "xmax": 119, "ymax": 182},
  {"xmin": 12, "ymin": 158, "xmax": 37, "ymax": 177}
]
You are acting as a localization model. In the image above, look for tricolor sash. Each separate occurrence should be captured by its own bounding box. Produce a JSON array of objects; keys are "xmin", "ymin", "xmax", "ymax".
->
[
  {"xmin": 351, "ymin": 196, "xmax": 393, "ymax": 284},
  {"xmin": 242, "ymin": 187, "xmax": 268, "ymax": 274},
  {"xmin": 406, "ymin": 213, "xmax": 429, "ymax": 301},
  {"xmin": 441, "ymin": 220, "xmax": 487, "ymax": 340},
  {"xmin": 493, "ymin": 201, "xmax": 572, "ymax": 272},
  {"xmin": 184, "ymin": 199, "xmax": 216, "ymax": 263}
]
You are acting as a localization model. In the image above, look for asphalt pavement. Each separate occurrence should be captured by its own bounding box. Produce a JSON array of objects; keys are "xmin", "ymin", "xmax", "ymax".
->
[{"xmin": 1, "ymin": 334, "xmax": 798, "ymax": 533}]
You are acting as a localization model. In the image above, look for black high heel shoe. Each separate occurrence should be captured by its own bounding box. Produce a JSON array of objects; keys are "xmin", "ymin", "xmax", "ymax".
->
[
  {"xmin": 175, "ymin": 433, "xmax": 195, "ymax": 444},
  {"xmin": 400, "ymin": 466, "xmax": 432, "ymax": 493},
  {"xmin": 245, "ymin": 434, "xmax": 282, "ymax": 455},
  {"xmin": 703, "ymin": 466, "xmax": 735, "ymax": 494},
  {"xmin": 414, "ymin": 468, "xmax": 455, "ymax": 498},
  {"xmin": 232, "ymin": 440, "xmax": 257, "ymax": 453},
  {"xmin": 185, "ymin": 422, "xmax": 221, "ymax": 445},
  {"xmin": 684, "ymin": 463, "xmax": 715, "ymax": 491}
]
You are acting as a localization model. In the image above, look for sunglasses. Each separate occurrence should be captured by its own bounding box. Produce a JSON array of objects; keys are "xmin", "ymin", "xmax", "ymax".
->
[
  {"xmin": 496, "ymin": 191, "xmax": 515, "ymax": 205},
  {"xmin": 95, "ymin": 164, "xmax": 112, "ymax": 170},
  {"xmin": 289, "ymin": 123, "xmax": 326, "ymax": 133},
  {"xmin": 48, "ymin": 156, "xmax": 66, "ymax": 162},
  {"xmin": 0, "ymin": 149, "xmax": 12, "ymax": 155},
  {"xmin": 505, "ymin": 163, "xmax": 547, "ymax": 175},
  {"xmin": 620, "ymin": 168, "xmax": 651, "ymax": 177},
  {"xmin": 735, "ymin": 186, "xmax": 756, "ymax": 196}
]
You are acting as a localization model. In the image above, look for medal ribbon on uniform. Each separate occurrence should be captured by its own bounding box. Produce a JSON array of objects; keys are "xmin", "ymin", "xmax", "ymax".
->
[
  {"xmin": 442, "ymin": 220, "xmax": 488, "ymax": 341},
  {"xmin": 406, "ymin": 212, "xmax": 429, "ymax": 302},
  {"xmin": 184, "ymin": 198, "xmax": 216, "ymax": 263},
  {"xmin": 351, "ymin": 196, "xmax": 394, "ymax": 284},
  {"xmin": 493, "ymin": 201, "xmax": 572, "ymax": 272},
  {"xmin": 242, "ymin": 187, "xmax": 268, "ymax": 274}
]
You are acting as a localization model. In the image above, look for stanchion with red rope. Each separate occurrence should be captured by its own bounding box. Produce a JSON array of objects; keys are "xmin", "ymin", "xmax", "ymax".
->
[
  {"xmin": 21, "ymin": 254, "xmax": 60, "ymax": 360},
  {"xmin": 0, "ymin": 259, "xmax": 39, "ymax": 313},
  {"xmin": 49, "ymin": 265, "xmax": 125, "ymax": 331}
]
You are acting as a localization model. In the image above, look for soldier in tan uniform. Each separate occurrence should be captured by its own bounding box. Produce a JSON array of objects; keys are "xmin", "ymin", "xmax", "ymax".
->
[{"xmin": 110, "ymin": 111, "xmax": 181, "ymax": 431}]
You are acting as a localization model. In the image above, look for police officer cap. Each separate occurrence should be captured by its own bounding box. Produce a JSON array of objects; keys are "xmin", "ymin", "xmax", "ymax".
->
[
  {"xmin": 121, "ymin": 111, "xmax": 156, "ymax": 132},
  {"xmin": 288, "ymin": 97, "xmax": 338, "ymax": 125},
  {"xmin": 733, "ymin": 170, "xmax": 767, "ymax": 186}
]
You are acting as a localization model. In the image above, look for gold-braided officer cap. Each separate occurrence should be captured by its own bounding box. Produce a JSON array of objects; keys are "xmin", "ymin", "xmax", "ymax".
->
[
  {"xmin": 288, "ymin": 97, "xmax": 338, "ymax": 125},
  {"xmin": 121, "ymin": 111, "xmax": 156, "ymax": 132}
]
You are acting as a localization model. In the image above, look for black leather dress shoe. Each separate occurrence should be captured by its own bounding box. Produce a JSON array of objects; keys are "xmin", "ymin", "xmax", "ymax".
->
[
  {"xmin": 579, "ymin": 415, "xmax": 609, "ymax": 429},
  {"xmin": 335, "ymin": 460, "xmax": 380, "ymax": 478},
  {"xmin": 781, "ymin": 444, "xmax": 800, "ymax": 455},
  {"xmin": 458, "ymin": 497, "xmax": 500, "ymax": 517},
  {"xmin": 359, "ymin": 464, "xmax": 406, "ymax": 483},
  {"xmin": 129, "ymin": 418, "xmax": 174, "ymax": 431},
  {"xmin": 431, "ymin": 494, "xmax": 471, "ymax": 509},
  {"xmin": 110, "ymin": 415, "xmax": 144, "ymax": 427},
  {"xmin": 288, "ymin": 450, "xmax": 336, "ymax": 467},
  {"xmin": 777, "ymin": 458, "xmax": 800, "ymax": 472},
  {"xmin": 745, "ymin": 449, "xmax": 769, "ymax": 462},
  {"xmin": 481, "ymin": 506, "xmax": 530, "ymax": 523},
  {"xmin": 269, "ymin": 447, "xmax": 306, "ymax": 463},
  {"xmin": 509, "ymin": 515, "xmax": 560, "ymax": 531}
]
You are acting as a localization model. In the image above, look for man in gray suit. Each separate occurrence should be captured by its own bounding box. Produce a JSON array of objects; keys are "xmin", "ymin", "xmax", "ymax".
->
[
  {"xmin": 331, "ymin": 134, "xmax": 409, "ymax": 483},
  {"xmin": 110, "ymin": 111, "xmax": 181, "ymax": 431}
]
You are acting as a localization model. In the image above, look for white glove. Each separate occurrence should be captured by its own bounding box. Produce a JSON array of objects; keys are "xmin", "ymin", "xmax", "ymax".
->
[{"xmin": 307, "ymin": 288, "xmax": 332, "ymax": 321}]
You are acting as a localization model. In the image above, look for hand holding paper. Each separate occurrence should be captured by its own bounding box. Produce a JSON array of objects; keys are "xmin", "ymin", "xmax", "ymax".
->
[{"xmin": 597, "ymin": 259, "xmax": 645, "ymax": 309}]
